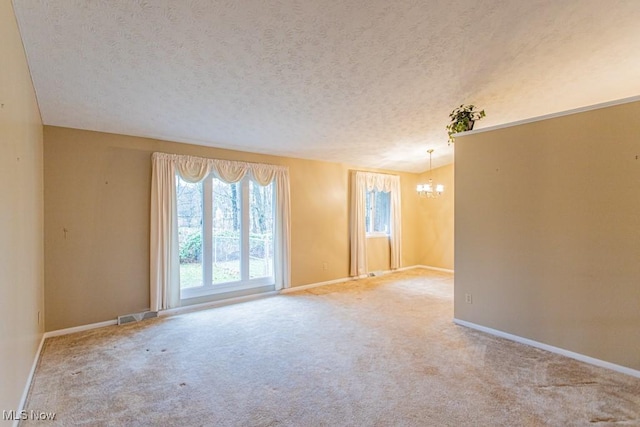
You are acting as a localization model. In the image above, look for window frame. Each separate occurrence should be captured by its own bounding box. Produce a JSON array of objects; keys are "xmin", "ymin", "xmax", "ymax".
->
[{"xmin": 179, "ymin": 174, "xmax": 275, "ymax": 301}]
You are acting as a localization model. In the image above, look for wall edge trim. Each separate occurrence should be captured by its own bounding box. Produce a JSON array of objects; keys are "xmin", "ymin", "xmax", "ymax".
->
[
  {"xmin": 40, "ymin": 292, "xmax": 280, "ymax": 339},
  {"xmin": 43, "ymin": 320, "xmax": 118, "ymax": 338},
  {"xmin": 457, "ymin": 95, "xmax": 640, "ymax": 138},
  {"xmin": 280, "ymin": 277, "xmax": 354, "ymax": 293},
  {"xmin": 282, "ymin": 265, "xmax": 445, "ymax": 294},
  {"xmin": 14, "ymin": 334, "xmax": 46, "ymax": 427},
  {"xmin": 453, "ymin": 318, "xmax": 640, "ymax": 379},
  {"xmin": 416, "ymin": 265, "xmax": 455, "ymax": 274}
]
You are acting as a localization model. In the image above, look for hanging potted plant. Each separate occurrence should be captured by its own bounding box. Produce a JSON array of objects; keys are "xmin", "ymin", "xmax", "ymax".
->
[{"xmin": 446, "ymin": 104, "xmax": 486, "ymax": 144}]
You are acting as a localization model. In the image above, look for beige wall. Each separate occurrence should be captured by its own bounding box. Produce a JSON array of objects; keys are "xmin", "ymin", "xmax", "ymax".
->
[
  {"xmin": 0, "ymin": 0, "xmax": 45, "ymax": 417},
  {"xmin": 44, "ymin": 126, "xmax": 421, "ymax": 330},
  {"xmin": 455, "ymin": 101, "xmax": 640, "ymax": 370},
  {"xmin": 417, "ymin": 163, "xmax": 454, "ymax": 270},
  {"xmin": 367, "ymin": 237, "xmax": 391, "ymax": 272}
]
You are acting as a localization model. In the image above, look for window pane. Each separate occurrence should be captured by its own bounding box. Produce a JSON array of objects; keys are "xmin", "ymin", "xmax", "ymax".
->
[
  {"xmin": 249, "ymin": 181, "xmax": 274, "ymax": 279},
  {"xmin": 373, "ymin": 191, "xmax": 390, "ymax": 233},
  {"xmin": 177, "ymin": 176, "xmax": 203, "ymax": 289},
  {"xmin": 365, "ymin": 191, "xmax": 372, "ymax": 233},
  {"xmin": 212, "ymin": 179, "xmax": 241, "ymax": 284}
]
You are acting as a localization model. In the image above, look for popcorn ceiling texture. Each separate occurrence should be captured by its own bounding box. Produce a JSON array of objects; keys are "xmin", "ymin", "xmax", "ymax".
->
[{"xmin": 13, "ymin": 0, "xmax": 640, "ymax": 172}]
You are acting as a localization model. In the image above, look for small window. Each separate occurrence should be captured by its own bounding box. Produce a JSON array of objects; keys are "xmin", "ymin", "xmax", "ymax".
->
[{"xmin": 366, "ymin": 190, "xmax": 390, "ymax": 236}]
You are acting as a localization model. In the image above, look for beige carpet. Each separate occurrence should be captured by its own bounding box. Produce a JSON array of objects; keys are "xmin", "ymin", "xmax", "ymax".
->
[{"xmin": 23, "ymin": 270, "xmax": 640, "ymax": 426}]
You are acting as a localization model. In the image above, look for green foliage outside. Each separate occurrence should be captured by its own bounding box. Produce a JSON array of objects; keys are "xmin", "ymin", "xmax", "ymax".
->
[
  {"xmin": 179, "ymin": 229, "xmax": 272, "ymax": 264},
  {"xmin": 179, "ymin": 231, "xmax": 202, "ymax": 263},
  {"xmin": 179, "ymin": 260, "xmax": 272, "ymax": 289}
]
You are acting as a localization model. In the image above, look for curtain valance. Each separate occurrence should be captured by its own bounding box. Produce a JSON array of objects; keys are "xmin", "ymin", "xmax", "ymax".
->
[
  {"xmin": 361, "ymin": 171, "xmax": 398, "ymax": 193},
  {"xmin": 153, "ymin": 152, "xmax": 288, "ymax": 185}
]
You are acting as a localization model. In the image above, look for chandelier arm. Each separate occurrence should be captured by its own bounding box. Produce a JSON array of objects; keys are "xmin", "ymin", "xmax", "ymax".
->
[{"xmin": 416, "ymin": 149, "xmax": 444, "ymax": 199}]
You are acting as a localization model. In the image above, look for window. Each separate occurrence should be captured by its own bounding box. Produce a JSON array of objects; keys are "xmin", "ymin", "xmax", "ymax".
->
[
  {"xmin": 365, "ymin": 190, "xmax": 390, "ymax": 236},
  {"xmin": 150, "ymin": 152, "xmax": 290, "ymax": 312},
  {"xmin": 177, "ymin": 174, "xmax": 274, "ymax": 299}
]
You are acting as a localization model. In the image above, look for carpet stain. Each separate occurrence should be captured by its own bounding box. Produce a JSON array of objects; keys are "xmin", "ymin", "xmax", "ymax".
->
[
  {"xmin": 419, "ymin": 366, "xmax": 440, "ymax": 375},
  {"xmin": 589, "ymin": 417, "xmax": 618, "ymax": 423}
]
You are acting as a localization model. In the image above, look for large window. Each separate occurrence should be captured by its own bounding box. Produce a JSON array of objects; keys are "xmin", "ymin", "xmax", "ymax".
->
[
  {"xmin": 177, "ymin": 174, "xmax": 274, "ymax": 299},
  {"xmin": 150, "ymin": 152, "xmax": 290, "ymax": 312},
  {"xmin": 365, "ymin": 190, "xmax": 390, "ymax": 236}
]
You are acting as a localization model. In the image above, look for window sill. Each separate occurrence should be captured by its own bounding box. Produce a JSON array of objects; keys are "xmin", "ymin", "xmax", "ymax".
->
[
  {"xmin": 366, "ymin": 233, "xmax": 390, "ymax": 239},
  {"xmin": 181, "ymin": 277, "xmax": 274, "ymax": 300}
]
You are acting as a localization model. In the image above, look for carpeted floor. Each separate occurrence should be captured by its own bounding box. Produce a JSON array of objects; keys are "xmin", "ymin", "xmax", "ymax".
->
[{"xmin": 23, "ymin": 269, "xmax": 640, "ymax": 426}]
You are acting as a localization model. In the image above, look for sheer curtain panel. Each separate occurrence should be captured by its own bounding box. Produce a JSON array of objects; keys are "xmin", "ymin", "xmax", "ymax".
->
[
  {"xmin": 349, "ymin": 171, "xmax": 402, "ymax": 277},
  {"xmin": 150, "ymin": 152, "xmax": 291, "ymax": 312}
]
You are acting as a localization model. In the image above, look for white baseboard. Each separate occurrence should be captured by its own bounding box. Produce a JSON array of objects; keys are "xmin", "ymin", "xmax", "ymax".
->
[
  {"xmin": 453, "ymin": 318, "xmax": 640, "ymax": 379},
  {"xmin": 43, "ymin": 319, "xmax": 118, "ymax": 339},
  {"xmin": 41, "ymin": 292, "xmax": 278, "ymax": 338},
  {"xmin": 281, "ymin": 277, "xmax": 354, "ymax": 294},
  {"xmin": 14, "ymin": 334, "xmax": 46, "ymax": 427},
  {"xmin": 417, "ymin": 265, "xmax": 455, "ymax": 274},
  {"xmin": 281, "ymin": 265, "xmax": 451, "ymax": 294}
]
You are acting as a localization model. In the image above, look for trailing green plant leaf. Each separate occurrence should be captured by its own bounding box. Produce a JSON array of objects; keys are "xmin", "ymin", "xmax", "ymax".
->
[{"xmin": 446, "ymin": 104, "xmax": 486, "ymax": 144}]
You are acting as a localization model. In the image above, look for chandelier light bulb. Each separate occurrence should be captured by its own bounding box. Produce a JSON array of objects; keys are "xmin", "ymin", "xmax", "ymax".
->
[{"xmin": 417, "ymin": 149, "xmax": 444, "ymax": 199}]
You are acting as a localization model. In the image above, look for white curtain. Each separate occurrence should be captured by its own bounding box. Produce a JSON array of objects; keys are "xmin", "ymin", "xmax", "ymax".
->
[
  {"xmin": 150, "ymin": 152, "xmax": 291, "ymax": 312},
  {"xmin": 349, "ymin": 171, "xmax": 402, "ymax": 277}
]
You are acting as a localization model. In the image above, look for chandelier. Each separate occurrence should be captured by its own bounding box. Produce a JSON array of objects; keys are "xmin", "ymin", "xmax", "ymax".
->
[{"xmin": 416, "ymin": 149, "xmax": 444, "ymax": 198}]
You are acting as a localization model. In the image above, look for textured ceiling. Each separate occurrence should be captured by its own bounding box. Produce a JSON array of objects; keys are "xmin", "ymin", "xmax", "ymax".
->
[{"xmin": 12, "ymin": 0, "xmax": 640, "ymax": 172}]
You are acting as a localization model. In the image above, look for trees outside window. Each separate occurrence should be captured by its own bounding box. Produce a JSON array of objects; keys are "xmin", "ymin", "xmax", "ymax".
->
[
  {"xmin": 177, "ymin": 174, "xmax": 274, "ymax": 297},
  {"xmin": 365, "ymin": 190, "xmax": 390, "ymax": 236}
]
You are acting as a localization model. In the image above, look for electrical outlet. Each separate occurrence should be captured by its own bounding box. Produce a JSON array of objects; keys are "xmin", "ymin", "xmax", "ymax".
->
[
  {"xmin": 465, "ymin": 293, "xmax": 473, "ymax": 304},
  {"xmin": 322, "ymin": 262, "xmax": 328, "ymax": 271}
]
